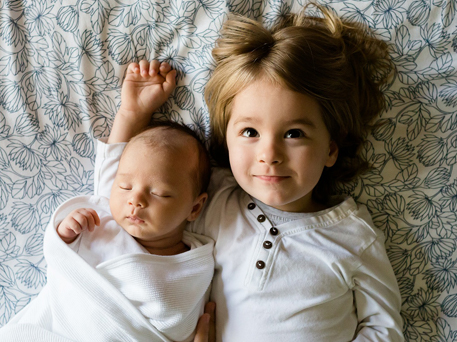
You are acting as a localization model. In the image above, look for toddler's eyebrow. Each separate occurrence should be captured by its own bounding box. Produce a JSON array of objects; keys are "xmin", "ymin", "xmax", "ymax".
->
[
  {"xmin": 232, "ymin": 116, "xmax": 258, "ymax": 126},
  {"xmin": 286, "ymin": 118, "xmax": 316, "ymax": 128}
]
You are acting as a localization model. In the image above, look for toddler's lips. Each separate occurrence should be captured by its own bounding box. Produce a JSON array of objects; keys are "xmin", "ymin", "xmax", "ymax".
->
[
  {"xmin": 255, "ymin": 175, "xmax": 289, "ymax": 183},
  {"xmin": 127, "ymin": 216, "xmax": 145, "ymax": 224}
]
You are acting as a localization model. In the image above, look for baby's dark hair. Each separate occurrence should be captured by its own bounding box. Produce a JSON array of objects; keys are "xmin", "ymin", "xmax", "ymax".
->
[
  {"xmin": 205, "ymin": 3, "xmax": 393, "ymax": 203},
  {"xmin": 128, "ymin": 121, "xmax": 211, "ymax": 196}
]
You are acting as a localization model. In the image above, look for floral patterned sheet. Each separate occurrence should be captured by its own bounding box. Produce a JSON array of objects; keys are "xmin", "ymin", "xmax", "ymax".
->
[{"xmin": 0, "ymin": 0, "xmax": 456, "ymax": 340}]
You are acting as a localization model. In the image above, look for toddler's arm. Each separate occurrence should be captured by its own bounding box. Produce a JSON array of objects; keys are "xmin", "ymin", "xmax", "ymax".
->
[
  {"xmin": 352, "ymin": 234, "xmax": 404, "ymax": 341},
  {"xmin": 108, "ymin": 60, "xmax": 177, "ymax": 144},
  {"xmin": 57, "ymin": 208, "xmax": 100, "ymax": 244}
]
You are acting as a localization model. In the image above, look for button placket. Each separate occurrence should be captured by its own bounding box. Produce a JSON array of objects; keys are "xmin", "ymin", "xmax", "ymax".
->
[{"xmin": 245, "ymin": 200, "xmax": 278, "ymax": 278}]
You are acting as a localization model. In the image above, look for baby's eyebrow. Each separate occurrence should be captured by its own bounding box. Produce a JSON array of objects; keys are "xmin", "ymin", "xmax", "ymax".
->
[{"xmin": 116, "ymin": 172, "xmax": 131, "ymax": 177}]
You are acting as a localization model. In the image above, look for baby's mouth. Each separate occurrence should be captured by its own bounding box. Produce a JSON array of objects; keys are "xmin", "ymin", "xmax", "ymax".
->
[{"xmin": 127, "ymin": 215, "xmax": 145, "ymax": 224}]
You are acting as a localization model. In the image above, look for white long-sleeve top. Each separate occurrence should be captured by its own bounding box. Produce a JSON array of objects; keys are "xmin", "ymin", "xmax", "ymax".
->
[{"xmin": 95, "ymin": 139, "xmax": 404, "ymax": 342}]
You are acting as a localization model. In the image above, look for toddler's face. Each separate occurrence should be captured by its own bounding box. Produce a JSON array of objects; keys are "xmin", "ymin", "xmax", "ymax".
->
[
  {"xmin": 109, "ymin": 140, "xmax": 198, "ymax": 244},
  {"xmin": 226, "ymin": 79, "xmax": 338, "ymax": 212}
]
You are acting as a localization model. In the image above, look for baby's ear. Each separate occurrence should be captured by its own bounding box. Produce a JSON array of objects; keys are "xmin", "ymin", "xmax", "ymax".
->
[
  {"xmin": 187, "ymin": 193, "xmax": 208, "ymax": 221},
  {"xmin": 325, "ymin": 141, "xmax": 339, "ymax": 167}
]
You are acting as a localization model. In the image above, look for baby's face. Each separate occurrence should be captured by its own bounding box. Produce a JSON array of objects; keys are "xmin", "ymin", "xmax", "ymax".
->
[{"xmin": 109, "ymin": 140, "xmax": 198, "ymax": 245}]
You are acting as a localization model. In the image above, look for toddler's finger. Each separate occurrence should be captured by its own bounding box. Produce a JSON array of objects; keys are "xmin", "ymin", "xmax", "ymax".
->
[
  {"xmin": 139, "ymin": 60, "xmax": 150, "ymax": 76},
  {"xmin": 149, "ymin": 60, "xmax": 160, "ymax": 76}
]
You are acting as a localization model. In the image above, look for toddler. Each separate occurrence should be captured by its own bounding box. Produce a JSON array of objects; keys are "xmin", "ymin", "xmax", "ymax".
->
[
  {"xmin": 1, "ymin": 62, "xmax": 214, "ymax": 342},
  {"xmin": 94, "ymin": 4, "xmax": 403, "ymax": 342}
]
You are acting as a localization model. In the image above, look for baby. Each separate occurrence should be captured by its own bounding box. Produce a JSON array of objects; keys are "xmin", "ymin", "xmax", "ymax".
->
[
  {"xmin": 1, "ymin": 63, "xmax": 214, "ymax": 342},
  {"xmin": 58, "ymin": 122, "xmax": 211, "ymax": 258}
]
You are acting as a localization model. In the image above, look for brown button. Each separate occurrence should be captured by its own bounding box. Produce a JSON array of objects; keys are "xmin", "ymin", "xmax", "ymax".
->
[
  {"xmin": 263, "ymin": 241, "xmax": 272, "ymax": 249},
  {"xmin": 247, "ymin": 203, "xmax": 256, "ymax": 210},
  {"xmin": 257, "ymin": 215, "xmax": 266, "ymax": 222},
  {"xmin": 270, "ymin": 227, "xmax": 279, "ymax": 235},
  {"xmin": 256, "ymin": 260, "xmax": 265, "ymax": 269}
]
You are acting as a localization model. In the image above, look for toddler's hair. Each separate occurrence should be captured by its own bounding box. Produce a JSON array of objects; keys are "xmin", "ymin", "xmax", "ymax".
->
[
  {"xmin": 205, "ymin": 3, "xmax": 393, "ymax": 203},
  {"xmin": 127, "ymin": 121, "xmax": 211, "ymax": 196}
]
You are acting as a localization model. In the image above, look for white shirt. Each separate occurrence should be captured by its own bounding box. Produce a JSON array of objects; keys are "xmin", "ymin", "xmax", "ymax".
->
[{"xmin": 95, "ymin": 139, "xmax": 404, "ymax": 342}]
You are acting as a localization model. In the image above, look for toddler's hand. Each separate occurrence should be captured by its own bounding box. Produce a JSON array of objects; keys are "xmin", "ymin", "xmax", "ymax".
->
[
  {"xmin": 57, "ymin": 208, "xmax": 100, "ymax": 244},
  {"xmin": 120, "ymin": 60, "xmax": 177, "ymax": 123}
]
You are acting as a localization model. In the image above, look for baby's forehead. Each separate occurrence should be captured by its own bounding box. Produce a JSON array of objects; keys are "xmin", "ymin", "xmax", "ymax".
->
[{"xmin": 123, "ymin": 128, "xmax": 200, "ymax": 169}]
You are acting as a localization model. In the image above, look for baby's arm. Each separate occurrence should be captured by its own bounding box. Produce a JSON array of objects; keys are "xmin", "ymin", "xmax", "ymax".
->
[
  {"xmin": 352, "ymin": 234, "xmax": 404, "ymax": 342},
  {"xmin": 108, "ymin": 60, "xmax": 177, "ymax": 144},
  {"xmin": 57, "ymin": 208, "xmax": 100, "ymax": 244},
  {"xmin": 95, "ymin": 60, "xmax": 176, "ymax": 197}
]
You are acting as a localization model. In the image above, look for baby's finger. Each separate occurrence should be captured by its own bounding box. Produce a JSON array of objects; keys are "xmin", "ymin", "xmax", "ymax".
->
[
  {"xmin": 73, "ymin": 211, "xmax": 90, "ymax": 231},
  {"xmin": 128, "ymin": 62, "xmax": 140, "ymax": 74},
  {"xmin": 149, "ymin": 60, "xmax": 160, "ymax": 76},
  {"xmin": 66, "ymin": 217, "xmax": 83, "ymax": 235},
  {"xmin": 163, "ymin": 69, "xmax": 177, "ymax": 95},
  {"xmin": 159, "ymin": 62, "xmax": 172, "ymax": 75},
  {"xmin": 139, "ymin": 60, "xmax": 150, "ymax": 76},
  {"xmin": 85, "ymin": 209, "xmax": 100, "ymax": 232}
]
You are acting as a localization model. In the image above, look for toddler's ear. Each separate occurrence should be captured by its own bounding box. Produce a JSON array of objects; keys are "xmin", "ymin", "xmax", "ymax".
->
[
  {"xmin": 187, "ymin": 193, "xmax": 208, "ymax": 221},
  {"xmin": 325, "ymin": 141, "xmax": 339, "ymax": 167}
]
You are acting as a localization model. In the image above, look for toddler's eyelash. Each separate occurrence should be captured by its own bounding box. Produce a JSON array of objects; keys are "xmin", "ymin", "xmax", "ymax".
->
[
  {"xmin": 241, "ymin": 128, "xmax": 258, "ymax": 137},
  {"xmin": 285, "ymin": 129, "xmax": 305, "ymax": 138}
]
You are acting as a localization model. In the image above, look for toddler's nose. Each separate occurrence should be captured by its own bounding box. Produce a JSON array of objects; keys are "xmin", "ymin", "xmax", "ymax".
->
[{"xmin": 257, "ymin": 137, "xmax": 283, "ymax": 165}]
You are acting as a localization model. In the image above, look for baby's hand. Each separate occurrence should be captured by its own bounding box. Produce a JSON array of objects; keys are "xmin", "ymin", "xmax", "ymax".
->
[
  {"xmin": 57, "ymin": 208, "xmax": 100, "ymax": 244},
  {"xmin": 120, "ymin": 60, "xmax": 177, "ymax": 123},
  {"xmin": 109, "ymin": 60, "xmax": 177, "ymax": 143}
]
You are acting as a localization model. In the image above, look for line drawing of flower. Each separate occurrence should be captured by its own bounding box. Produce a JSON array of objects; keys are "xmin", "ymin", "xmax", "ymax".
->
[
  {"xmin": 37, "ymin": 125, "xmax": 71, "ymax": 161},
  {"xmin": 417, "ymin": 135, "xmax": 447, "ymax": 166},
  {"xmin": 407, "ymin": 0, "xmax": 431, "ymax": 26},
  {"xmin": 440, "ymin": 180, "xmax": 457, "ymax": 211},
  {"xmin": 423, "ymin": 258, "xmax": 457, "ymax": 293},
  {"xmin": 106, "ymin": 29, "xmax": 136, "ymax": 65},
  {"xmin": 0, "ymin": 13, "xmax": 27, "ymax": 48},
  {"xmin": 7, "ymin": 139, "xmax": 43, "ymax": 172},
  {"xmin": 78, "ymin": 29, "xmax": 105, "ymax": 66},
  {"xmin": 43, "ymin": 92, "xmax": 82, "ymax": 131},
  {"xmin": 385, "ymin": 137, "xmax": 415, "ymax": 169},
  {"xmin": 420, "ymin": 23, "xmax": 451, "ymax": 58},
  {"xmin": 56, "ymin": 5, "xmax": 79, "ymax": 33},
  {"xmin": 373, "ymin": 0, "xmax": 407, "ymax": 29},
  {"xmin": 24, "ymin": 0, "xmax": 55, "ymax": 37},
  {"xmin": 407, "ymin": 190, "xmax": 440, "ymax": 220},
  {"xmin": 406, "ymin": 288, "xmax": 440, "ymax": 321},
  {"xmin": 0, "ymin": 79, "xmax": 24, "ymax": 112},
  {"xmin": 15, "ymin": 259, "xmax": 46, "ymax": 289},
  {"xmin": 10, "ymin": 202, "xmax": 39, "ymax": 234}
]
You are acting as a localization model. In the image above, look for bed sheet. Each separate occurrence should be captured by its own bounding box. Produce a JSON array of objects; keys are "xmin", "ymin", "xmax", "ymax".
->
[{"xmin": 0, "ymin": 0, "xmax": 456, "ymax": 340}]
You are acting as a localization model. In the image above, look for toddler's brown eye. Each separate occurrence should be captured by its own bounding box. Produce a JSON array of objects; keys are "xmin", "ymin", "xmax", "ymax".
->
[
  {"xmin": 285, "ymin": 129, "xmax": 304, "ymax": 138},
  {"xmin": 242, "ymin": 128, "xmax": 259, "ymax": 137}
]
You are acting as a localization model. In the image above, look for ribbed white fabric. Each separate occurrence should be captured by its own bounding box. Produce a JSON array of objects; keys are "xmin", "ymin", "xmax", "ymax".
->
[{"xmin": 0, "ymin": 195, "xmax": 214, "ymax": 342}]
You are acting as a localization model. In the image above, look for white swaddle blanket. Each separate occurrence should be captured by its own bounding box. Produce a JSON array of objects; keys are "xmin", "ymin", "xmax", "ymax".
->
[{"xmin": 0, "ymin": 196, "xmax": 214, "ymax": 342}]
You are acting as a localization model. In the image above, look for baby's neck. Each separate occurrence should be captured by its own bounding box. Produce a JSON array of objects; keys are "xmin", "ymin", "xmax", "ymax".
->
[{"xmin": 143, "ymin": 241, "xmax": 190, "ymax": 256}]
